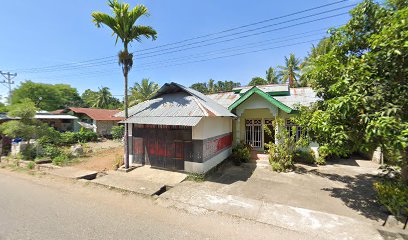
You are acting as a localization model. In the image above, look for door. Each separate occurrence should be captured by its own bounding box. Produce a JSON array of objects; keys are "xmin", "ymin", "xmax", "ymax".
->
[{"xmin": 245, "ymin": 119, "xmax": 262, "ymax": 148}]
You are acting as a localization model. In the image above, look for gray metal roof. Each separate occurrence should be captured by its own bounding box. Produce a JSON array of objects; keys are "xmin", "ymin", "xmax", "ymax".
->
[
  {"xmin": 117, "ymin": 82, "xmax": 235, "ymax": 125},
  {"xmin": 233, "ymin": 84, "xmax": 290, "ymax": 94},
  {"xmin": 34, "ymin": 114, "xmax": 78, "ymax": 120},
  {"xmin": 274, "ymin": 88, "xmax": 318, "ymax": 108},
  {"xmin": 206, "ymin": 92, "xmax": 240, "ymax": 108},
  {"xmin": 122, "ymin": 116, "xmax": 202, "ymax": 126}
]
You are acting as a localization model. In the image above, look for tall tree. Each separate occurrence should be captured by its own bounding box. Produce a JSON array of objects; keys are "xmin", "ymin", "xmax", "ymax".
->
[
  {"xmin": 266, "ymin": 67, "xmax": 279, "ymax": 84},
  {"xmin": 190, "ymin": 82, "xmax": 208, "ymax": 94},
  {"xmin": 129, "ymin": 78, "xmax": 159, "ymax": 106},
  {"xmin": 190, "ymin": 80, "xmax": 240, "ymax": 94},
  {"xmin": 299, "ymin": 0, "xmax": 408, "ymax": 181},
  {"xmin": 92, "ymin": 0, "xmax": 157, "ymax": 168},
  {"xmin": 10, "ymin": 81, "xmax": 82, "ymax": 111},
  {"xmin": 278, "ymin": 54, "xmax": 302, "ymax": 87},
  {"xmin": 248, "ymin": 77, "xmax": 268, "ymax": 86}
]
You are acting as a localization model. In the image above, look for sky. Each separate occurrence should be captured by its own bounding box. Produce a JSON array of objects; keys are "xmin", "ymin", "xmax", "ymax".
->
[{"xmin": 0, "ymin": 0, "xmax": 361, "ymax": 101}]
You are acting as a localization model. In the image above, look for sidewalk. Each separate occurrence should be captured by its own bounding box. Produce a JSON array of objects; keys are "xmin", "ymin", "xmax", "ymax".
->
[{"xmin": 156, "ymin": 183, "xmax": 397, "ymax": 240}]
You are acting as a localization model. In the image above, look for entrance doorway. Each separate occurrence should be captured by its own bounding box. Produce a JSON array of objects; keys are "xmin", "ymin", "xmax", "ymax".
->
[{"xmin": 245, "ymin": 119, "xmax": 262, "ymax": 148}]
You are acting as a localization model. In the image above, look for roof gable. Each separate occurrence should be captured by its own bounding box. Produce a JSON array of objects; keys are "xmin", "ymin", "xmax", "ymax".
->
[
  {"xmin": 67, "ymin": 107, "xmax": 123, "ymax": 121},
  {"xmin": 228, "ymin": 87, "xmax": 294, "ymax": 114}
]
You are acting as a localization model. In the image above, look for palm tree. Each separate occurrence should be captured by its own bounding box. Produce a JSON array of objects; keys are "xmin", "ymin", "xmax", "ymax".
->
[
  {"xmin": 93, "ymin": 87, "xmax": 113, "ymax": 109},
  {"xmin": 92, "ymin": 0, "xmax": 157, "ymax": 169},
  {"xmin": 266, "ymin": 67, "xmax": 279, "ymax": 84},
  {"xmin": 278, "ymin": 54, "xmax": 301, "ymax": 87},
  {"xmin": 129, "ymin": 78, "xmax": 159, "ymax": 106}
]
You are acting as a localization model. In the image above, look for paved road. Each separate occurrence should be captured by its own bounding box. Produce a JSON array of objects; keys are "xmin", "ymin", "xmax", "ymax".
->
[{"xmin": 0, "ymin": 169, "xmax": 315, "ymax": 240}]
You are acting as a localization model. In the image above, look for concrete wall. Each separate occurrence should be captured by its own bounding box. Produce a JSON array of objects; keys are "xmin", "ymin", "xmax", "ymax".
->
[
  {"xmin": 95, "ymin": 120, "xmax": 118, "ymax": 136},
  {"xmin": 192, "ymin": 117, "xmax": 232, "ymax": 140},
  {"xmin": 187, "ymin": 117, "xmax": 233, "ymax": 173}
]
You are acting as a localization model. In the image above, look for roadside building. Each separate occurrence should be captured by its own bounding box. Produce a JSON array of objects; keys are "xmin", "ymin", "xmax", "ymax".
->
[
  {"xmin": 116, "ymin": 82, "xmax": 235, "ymax": 173},
  {"xmin": 34, "ymin": 111, "xmax": 78, "ymax": 132},
  {"xmin": 53, "ymin": 108, "xmax": 123, "ymax": 136}
]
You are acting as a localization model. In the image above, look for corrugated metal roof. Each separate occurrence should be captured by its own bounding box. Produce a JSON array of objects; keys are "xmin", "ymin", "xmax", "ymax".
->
[
  {"xmin": 274, "ymin": 88, "xmax": 318, "ymax": 108},
  {"xmin": 233, "ymin": 84, "xmax": 289, "ymax": 94},
  {"xmin": 206, "ymin": 92, "xmax": 240, "ymax": 108},
  {"xmin": 34, "ymin": 114, "xmax": 78, "ymax": 120},
  {"xmin": 122, "ymin": 116, "xmax": 202, "ymax": 126},
  {"xmin": 116, "ymin": 83, "xmax": 236, "ymax": 125}
]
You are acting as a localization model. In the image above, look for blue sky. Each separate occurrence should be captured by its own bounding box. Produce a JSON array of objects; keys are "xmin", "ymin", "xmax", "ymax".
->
[{"xmin": 0, "ymin": 0, "xmax": 360, "ymax": 100}]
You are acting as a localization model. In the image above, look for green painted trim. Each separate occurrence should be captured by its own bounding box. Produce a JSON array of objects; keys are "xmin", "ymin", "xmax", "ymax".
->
[
  {"xmin": 228, "ymin": 87, "xmax": 293, "ymax": 113},
  {"xmin": 267, "ymin": 91, "xmax": 290, "ymax": 96},
  {"xmin": 232, "ymin": 89, "xmax": 241, "ymax": 93}
]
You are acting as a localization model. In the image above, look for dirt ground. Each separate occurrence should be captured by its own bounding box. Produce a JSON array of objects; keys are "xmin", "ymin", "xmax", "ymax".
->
[{"xmin": 73, "ymin": 140, "xmax": 123, "ymax": 172}]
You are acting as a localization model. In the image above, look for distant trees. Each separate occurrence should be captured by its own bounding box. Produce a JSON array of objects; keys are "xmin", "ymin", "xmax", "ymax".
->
[
  {"xmin": 129, "ymin": 78, "xmax": 159, "ymax": 106},
  {"xmin": 190, "ymin": 79, "xmax": 241, "ymax": 94},
  {"xmin": 278, "ymin": 53, "xmax": 302, "ymax": 87},
  {"xmin": 81, "ymin": 87, "xmax": 121, "ymax": 109},
  {"xmin": 10, "ymin": 81, "xmax": 83, "ymax": 111},
  {"xmin": 266, "ymin": 67, "xmax": 279, "ymax": 84},
  {"xmin": 248, "ymin": 77, "xmax": 268, "ymax": 86}
]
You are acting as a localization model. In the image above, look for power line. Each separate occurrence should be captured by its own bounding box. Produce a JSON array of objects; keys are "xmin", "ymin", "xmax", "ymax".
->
[
  {"xmin": 12, "ymin": 0, "xmax": 351, "ymax": 72},
  {"xmin": 19, "ymin": 10, "xmax": 350, "ymax": 74},
  {"xmin": 0, "ymin": 71, "xmax": 17, "ymax": 103}
]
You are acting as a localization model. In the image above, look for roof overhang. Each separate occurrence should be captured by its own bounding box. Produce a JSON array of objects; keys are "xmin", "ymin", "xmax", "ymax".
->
[
  {"xmin": 121, "ymin": 116, "xmax": 203, "ymax": 126},
  {"xmin": 228, "ymin": 87, "xmax": 294, "ymax": 114}
]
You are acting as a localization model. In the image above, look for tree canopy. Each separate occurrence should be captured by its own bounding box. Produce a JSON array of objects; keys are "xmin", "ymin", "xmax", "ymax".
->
[
  {"xmin": 248, "ymin": 77, "xmax": 268, "ymax": 86},
  {"xmin": 10, "ymin": 81, "xmax": 83, "ymax": 111},
  {"xmin": 129, "ymin": 78, "xmax": 159, "ymax": 106},
  {"xmin": 266, "ymin": 67, "xmax": 279, "ymax": 84},
  {"xmin": 298, "ymin": 0, "xmax": 408, "ymax": 177},
  {"xmin": 190, "ymin": 79, "xmax": 241, "ymax": 94},
  {"xmin": 81, "ymin": 87, "xmax": 121, "ymax": 109}
]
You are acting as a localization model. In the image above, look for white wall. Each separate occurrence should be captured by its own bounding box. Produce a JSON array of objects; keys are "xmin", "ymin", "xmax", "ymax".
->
[
  {"xmin": 184, "ymin": 148, "xmax": 231, "ymax": 173},
  {"xmin": 192, "ymin": 117, "xmax": 232, "ymax": 140}
]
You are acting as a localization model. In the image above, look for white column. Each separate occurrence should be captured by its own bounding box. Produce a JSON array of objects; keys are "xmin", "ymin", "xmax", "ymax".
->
[
  {"xmin": 127, "ymin": 124, "xmax": 134, "ymax": 164},
  {"xmin": 235, "ymin": 117, "xmax": 240, "ymax": 145}
]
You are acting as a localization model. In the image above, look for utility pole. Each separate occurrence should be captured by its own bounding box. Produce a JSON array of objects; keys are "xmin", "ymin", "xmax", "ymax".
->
[{"xmin": 0, "ymin": 71, "xmax": 17, "ymax": 103}]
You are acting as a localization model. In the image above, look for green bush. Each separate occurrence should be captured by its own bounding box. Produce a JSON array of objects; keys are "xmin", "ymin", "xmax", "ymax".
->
[
  {"xmin": 111, "ymin": 125, "xmax": 124, "ymax": 140},
  {"xmin": 21, "ymin": 145, "xmax": 37, "ymax": 160},
  {"xmin": 266, "ymin": 118, "xmax": 308, "ymax": 172},
  {"xmin": 374, "ymin": 180, "xmax": 408, "ymax": 217},
  {"xmin": 294, "ymin": 150, "xmax": 315, "ymax": 164},
  {"xmin": 187, "ymin": 173, "xmax": 205, "ymax": 182},
  {"xmin": 61, "ymin": 131, "xmax": 77, "ymax": 145},
  {"xmin": 26, "ymin": 161, "xmax": 35, "ymax": 170},
  {"xmin": 37, "ymin": 127, "xmax": 62, "ymax": 146},
  {"xmin": 75, "ymin": 128, "xmax": 98, "ymax": 143},
  {"xmin": 231, "ymin": 143, "xmax": 251, "ymax": 166},
  {"xmin": 52, "ymin": 154, "xmax": 70, "ymax": 166},
  {"xmin": 42, "ymin": 145, "xmax": 62, "ymax": 159}
]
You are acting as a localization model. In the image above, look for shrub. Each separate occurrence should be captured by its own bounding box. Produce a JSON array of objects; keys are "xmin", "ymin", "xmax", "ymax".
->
[
  {"xmin": 231, "ymin": 143, "xmax": 251, "ymax": 166},
  {"xmin": 42, "ymin": 145, "xmax": 62, "ymax": 159},
  {"xmin": 37, "ymin": 127, "xmax": 62, "ymax": 146},
  {"xmin": 111, "ymin": 125, "xmax": 124, "ymax": 140},
  {"xmin": 187, "ymin": 173, "xmax": 205, "ymax": 182},
  {"xmin": 52, "ymin": 154, "xmax": 70, "ymax": 166},
  {"xmin": 113, "ymin": 154, "xmax": 124, "ymax": 169},
  {"xmin": 61, "ymin": 131, "xmax": 77, "ymax": 145},
  {"xmin": 75, "ymin": 128, "xmax": 98, "ymax": 143},
  {"xmin": 21, "ymin": 145, "xmax": 37, "ymax": 160},
  {"xmin": 266, "ymin": 118, "xmax": 308, "ymax": 172},
  {"xmin": 26, "ymin": 161, "xmax": 35, "ymax": 170},
  {"xmin": 374, "ymin": 180, "xmax": 408, "ymax": 217},
  {"xmin": 294, "ymin": 149, "xmax": 315, "ymax": 164}
]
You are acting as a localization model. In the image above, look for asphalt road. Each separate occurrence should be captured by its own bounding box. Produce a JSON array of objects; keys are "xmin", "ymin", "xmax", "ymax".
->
[{"xmin": 0, "ymin": 169, "xmax": 315, "ymax": 240}]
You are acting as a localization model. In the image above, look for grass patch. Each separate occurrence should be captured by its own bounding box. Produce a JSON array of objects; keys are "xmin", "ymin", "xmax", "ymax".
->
[{"xmin": 186, "ymin": 173, "xmax": 205, "ymax": 182}]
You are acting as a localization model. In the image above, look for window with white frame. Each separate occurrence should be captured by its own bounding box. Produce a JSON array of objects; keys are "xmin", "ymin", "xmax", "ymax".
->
[{"xmin": 285, "ymin": 119, "xmax": 306, "ymax": 142}]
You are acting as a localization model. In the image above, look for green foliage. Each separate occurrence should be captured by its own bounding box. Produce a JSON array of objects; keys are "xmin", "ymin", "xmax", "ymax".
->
[
  {"xmin": 187, "ymin": 173, "xmax": 205, "ymax": 182},
  {"xmin": 265, "ymin": 118, "xmax": 308, "ymax": 172},
  {"xmin": 300, "ymin": 0, "xmax": 408, "ymax": 171},
  {"xmin": 21, "ymin": 145, "xmax": 37, "ymax": 161},
  {"xmin": 248, "ymin": 77, "xmax": 268, "ymax": 86},
  {"xmin": 278, "ymin": 53, "xmax": 302, "ymax": 87},
  {"xmin": 230, "ymin": 143, "xmax": 251, "ymax": 166},
  {"xmin": 190, "ymin": 79, "xmax": 241, "ymax": 94},
  {"xmin": 129, "ymin": 78, "xmax": 159, "ymax": 106},
  {"xmin": 52, "ymin": 154, "xmax": 70, "ymax": 166},
  {"xmin": 81, "ymin": 87, "xmax": 121, "ymax": 109},
  {"xmin": 294, "ymin": 149, "xmax": 315, "ymax": 164},
  {"xmin": 26, "ymin": 161, "xmax": 35, "ymax": 170},
  {"xmin": 374, "ymin": 180, "xmax": 408, "ymax": 217},
  {"xmin": 75, "ymin": 128, "xmax": 98, "ymax": 143},
  {"xmin": 266, "ymin": 67, "xmax": 279, "ymax": 84},
  {"xmin": 10, "ymin": 81, "xmax": 83, "ymax": 111},
  {"xmin": 111, "ymin": 125, "xmax": 124, "ymax": 140},
  {"xmin": 61, "ymin": 131, "xmax": 77, "ymax": 144},
  {"xmin": 42, "ymin": 145, "xmax": 63, "ymax": 159}
]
